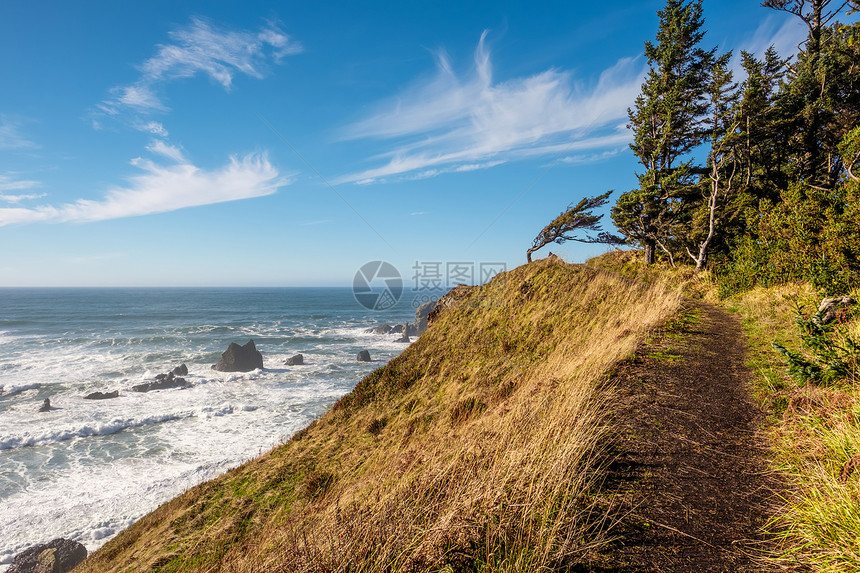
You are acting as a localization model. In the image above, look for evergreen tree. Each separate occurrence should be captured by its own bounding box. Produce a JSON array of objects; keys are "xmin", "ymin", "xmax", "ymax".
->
[
  {"xmin": 686, "ymin": 52, "xmax": 741, "ymax": 271},
  {"xmin": 612, "ymin": 0, "xmax": 714, "ymax": 264},
  {"xmin": 766, "ymin": 1, "xmax": 860, "ymax": 186}
]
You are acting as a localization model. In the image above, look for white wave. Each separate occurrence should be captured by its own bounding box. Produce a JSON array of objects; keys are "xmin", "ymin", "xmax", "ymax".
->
[
  {"xmin": 0, "ymin": 383, "xmax": 40, "ymax": 396},
  {"xmin": 0, "ymin": 412, "xmax": 193, "ymax": 451}
]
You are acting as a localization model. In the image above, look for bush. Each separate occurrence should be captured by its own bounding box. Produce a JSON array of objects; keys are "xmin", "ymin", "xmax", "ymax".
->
[{"xmin": 773, "ymin": 303, "xmax": 860, "ymax": 385}]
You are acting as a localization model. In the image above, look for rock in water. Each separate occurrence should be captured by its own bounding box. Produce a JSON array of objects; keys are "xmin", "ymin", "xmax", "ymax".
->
[
  {"xmin": 285, "ymin": 354, "xmax": 304, "ymax": 366},
  {"xmin": 7, "ymin": 538, "xmax": 87, "ymax": 573},
  {"xmin": 84, "ymin": 390, "xmax": 119, "ymax": 400},
  {"xmin": 213, "ymin": 340, "xmax": 264, "ymax": 372},
  {"xmin": 132, "ymin": 374, "xmax": 189, "ymax": 393},
  {"xmin": 357, "ymin": 350, "xmax": 371, "ymax": 362},
  {"xmin": 395, "ymin": 333, "xmax": 410, "ymax": 343},
  {"xmin": 38, "ymin": 398, "xmax": 51, "ymax": 412},
  {"xmin": 172, "ymin": 363, "xmax": 189, "ymax": 376}
]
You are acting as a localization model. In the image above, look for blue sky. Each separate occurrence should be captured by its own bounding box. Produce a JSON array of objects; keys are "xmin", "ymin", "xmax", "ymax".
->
[{"xmin": 0, "ymin": 0, "xmax": 812, "ymax": 286}]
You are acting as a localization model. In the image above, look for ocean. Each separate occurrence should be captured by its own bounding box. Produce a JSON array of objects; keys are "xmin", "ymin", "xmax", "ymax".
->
[{"xmin": 0, "ymin": 287, "xmax": 429, "ymax": 569}]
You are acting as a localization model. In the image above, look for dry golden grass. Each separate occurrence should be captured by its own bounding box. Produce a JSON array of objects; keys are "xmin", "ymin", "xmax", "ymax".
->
[{"xmin": 76, "ymin": 258, "xmax": 682, "ymax": 573}]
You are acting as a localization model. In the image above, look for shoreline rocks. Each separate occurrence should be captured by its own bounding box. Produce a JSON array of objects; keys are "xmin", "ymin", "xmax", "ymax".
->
[
  {"xmin": 365, "ymin": 299, "xmax": 439, "ymax": 340},
  {"xmin": 285, "ymin": 354, "xmax": 304, "ymax": 366},
  {"xmin": 357, "ymin": 350, "xmax": 371, "ymax": 362},
  {"xmin": 213, "ymin": 340, "xmax": 264, "ymax": 372},
  {"xmin": 84, "ymin": 390, "xmax": 119, "ymax": 400},
  {"xmin": 7, "ymin": 538, "xmax": 87, "ymax": 573},
  {"xmin": 132, "ymin": 371, "xmax": 189, "ymax": 393},
  {"xmin": 38, "ymin": 398, "xmax": 51, "ymax": 412}
]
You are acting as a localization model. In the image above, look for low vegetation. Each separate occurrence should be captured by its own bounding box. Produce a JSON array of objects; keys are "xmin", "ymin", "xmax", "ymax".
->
[
  {"xmin": 727, "ymin": 283, "xmax": 860, "ymax": 572},
  {"xmin": 77, "ymin": 258, "xmax": 682, "ymax": 573}
]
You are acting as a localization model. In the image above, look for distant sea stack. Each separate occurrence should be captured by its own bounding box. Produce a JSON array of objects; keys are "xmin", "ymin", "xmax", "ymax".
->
[{"xmin": 213, "ymin": 340, "xmax": 264, "ymax": 372}]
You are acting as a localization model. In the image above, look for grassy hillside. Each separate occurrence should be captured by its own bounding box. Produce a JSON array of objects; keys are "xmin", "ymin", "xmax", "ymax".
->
[{"xmin": 76, "ymin": 258, "xmax": 682, "ymax": 573}]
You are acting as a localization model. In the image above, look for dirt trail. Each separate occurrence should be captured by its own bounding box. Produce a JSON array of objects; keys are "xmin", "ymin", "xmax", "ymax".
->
[{"xmin": 589, "ymin": 301, "xmax": 779, "ymax": 572}]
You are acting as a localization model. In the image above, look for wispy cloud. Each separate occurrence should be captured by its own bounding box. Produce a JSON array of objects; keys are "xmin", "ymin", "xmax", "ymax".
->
[
  {"xmin": 338, "ymin": 31, "xmax": 644, "ymax": 184},
  {"xmin": 0, "ymin": 174, "xmax": 41, "ymax": 193},
  {"xmin": 0, "ymin": 193, "xmax": 45, "ymax": 202},
  {"xmin": 146, "ymin": 139, "xmax": 186, "ymax": 163},
  {"xmin": 0, "ymin": 116, "xmax": 38, "ymax": 150},
  {"xmin": 300, "ymin": 219, "xmax": 333, "ymax": 227},
  {"xmin": 99, "ymin": 17, "xmax": 302, "ymax": 117},
  {"xmin": 0, "ymin": 153, "xmax": 287, "ymax": 226},
  {"xmin": 744, "ymin": 13, "xmax": 808, "ymax": 60}
]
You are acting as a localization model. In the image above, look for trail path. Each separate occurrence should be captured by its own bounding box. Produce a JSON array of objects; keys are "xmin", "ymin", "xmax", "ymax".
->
[{"xmin": 592, "ymin": 301, "xmax": 779, "ymax": 572}]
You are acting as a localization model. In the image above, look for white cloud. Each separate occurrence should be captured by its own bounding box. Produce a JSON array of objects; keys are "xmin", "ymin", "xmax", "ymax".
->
[
  {"xmin": 744, "ymin": 13, "xmax": 808, "ymax": 61},
  {"xmin": 139, "ymin": 121, "xmax": 168, "ymax": 137},
  {"xmin": 145, "ymin": 139, "xmax": 186, "ymax": 163},
  {"xmin": 338, "ymin": 32, "xmax": 644, "ymax": 184},
  {"xmin": 101, "ymin": 18, "xmax": 302, "ymax": 115},
  {"xmin": 0, "ymin": 117, "xmax": 38, "ymax": 150},
  {"xmin": 0, "ymin": 174, "xmax": 40, "ymax": 193},
  {"xmin": 557, "ymin": 148, "xmax": 625, "ymax": 164},
  {"xmin": 0, "ymin": 193, "xmax": 46, "ymax": 203},
  {"xmin": 0, "ymin": 153, "xmax": 286, "ymax": 226}
]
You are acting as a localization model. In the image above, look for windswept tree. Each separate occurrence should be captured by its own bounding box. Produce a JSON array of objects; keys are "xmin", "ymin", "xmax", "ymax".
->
[
  {"xmin": 612, "ymin": 0, "xmax": 714, "ymax": 264},
  {"xmin": 526, "ymin": 191, "xmax": 621, "ymax": 263}
]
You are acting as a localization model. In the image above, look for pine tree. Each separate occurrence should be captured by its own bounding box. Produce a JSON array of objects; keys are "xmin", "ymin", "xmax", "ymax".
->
[
  {"xmin": 612, "ymin": 0, "xmax": 714, "ymax": 264},
  {"xmin": 686, "ymin": 52, "xmax": 741, "ymax": 271}
]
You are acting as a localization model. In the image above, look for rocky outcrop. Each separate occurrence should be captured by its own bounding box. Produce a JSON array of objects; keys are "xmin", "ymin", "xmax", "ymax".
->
[
  {"xmin": 285, "ymin": 354, "xmax": 304, "ymax": 366},
  {"xmin": 7, "ymin": 538, "xmax": 87, "ymax": 573},
  {"xmin": 414, "ymin": 300, "xmax": 436, "ymax": 334},
  {"xmin": 395, "ymin": 333, "xmax": 410, "ymax": 343},
  {"xmin": 132, "ymin": 371, "xmax": 189, "ymax": 393},
  {"xmin": 427, "ymin": 284, "xmax": 473, "ymax": 325},
  {"xmin": 357, "ymin": 350, "xmax": 371, "ymax": 362},
  {"xmin": 172, "ymin": 364, "xmax": 189, "ymax": 376},
  {"xmin": 212, "ymin": 340, "xmax": 264, "ymax": 372},
  {"xmin": 84, "ymin": 390, "xmax": 119, "ymax": 400},
  {"xmin": 817, "ymin": 296, "xmax": 854, "ymax": 324},
  {"xmin": 365, "ymin": 300, "xmax": 439, "ymax": 340},
  {"xmin": 38, "ymin": 398, "xmax": 51, "ymax": 412}
]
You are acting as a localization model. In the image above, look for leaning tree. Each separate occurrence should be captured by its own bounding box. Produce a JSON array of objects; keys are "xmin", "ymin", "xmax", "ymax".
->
[{"xmin": 526, "ymin": 191, "xmax": 622, "ymax": 262}]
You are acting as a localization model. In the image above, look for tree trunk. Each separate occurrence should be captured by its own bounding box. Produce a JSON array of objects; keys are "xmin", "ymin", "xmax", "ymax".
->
[
  {"xmin": 526, "ymin": 247, "xmax": 537, "ymax": 263},
  {"xmin": 644, "ymin": 239, "xmax": 656, "ymax": 265}
]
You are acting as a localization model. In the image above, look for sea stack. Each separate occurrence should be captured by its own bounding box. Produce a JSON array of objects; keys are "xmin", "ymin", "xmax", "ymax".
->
[{"xmin": 213, "ymin": 340, "xmax": 264, "ymax": 372}]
